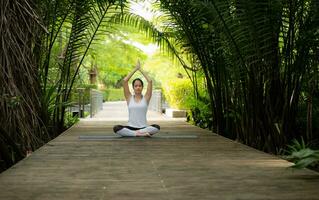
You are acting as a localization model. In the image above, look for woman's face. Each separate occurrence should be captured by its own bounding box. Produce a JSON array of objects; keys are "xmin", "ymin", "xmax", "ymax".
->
[{"xmin": 133, "ymin": 80, "xmax": 143, "ymax": 94}]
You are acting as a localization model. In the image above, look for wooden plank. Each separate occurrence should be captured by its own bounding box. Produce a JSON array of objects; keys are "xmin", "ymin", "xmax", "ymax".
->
[{"xmin": 0, "ymin": 103, "xmax": 319, "ymax": 199}]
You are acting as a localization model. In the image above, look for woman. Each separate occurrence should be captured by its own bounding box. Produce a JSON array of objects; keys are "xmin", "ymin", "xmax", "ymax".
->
[{"xmin": 113, "ymin": 60, "xmax": 160, "ymax": 137}]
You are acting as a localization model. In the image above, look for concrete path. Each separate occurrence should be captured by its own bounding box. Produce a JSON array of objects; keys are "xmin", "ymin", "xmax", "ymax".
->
[{"xmin": 0, "ymin": 102, "xmax": 318, "ymax": 200}]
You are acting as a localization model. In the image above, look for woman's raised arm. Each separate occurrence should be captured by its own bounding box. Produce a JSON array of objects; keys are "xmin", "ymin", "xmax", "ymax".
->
[
  {"xmin": 139, "ymin": 68, "xmax": 152, "ymax": 103},
  {"xmin": 123, "ymin": 61, "xmax": 140, "ymax": 102}
]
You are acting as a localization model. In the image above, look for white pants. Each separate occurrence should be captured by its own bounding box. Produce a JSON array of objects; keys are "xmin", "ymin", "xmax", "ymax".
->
[{"xmin": 113, "ymin": 125, "xmax": 160, "ymax": 137}]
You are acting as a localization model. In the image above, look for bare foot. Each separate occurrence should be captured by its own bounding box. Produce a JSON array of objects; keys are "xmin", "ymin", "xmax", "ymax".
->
[{"xmin": 136, "ymin": 131, "xmax": 152, "ymax": 137}]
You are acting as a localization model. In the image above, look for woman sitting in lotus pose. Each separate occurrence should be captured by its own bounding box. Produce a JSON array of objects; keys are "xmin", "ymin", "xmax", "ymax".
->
[{"xmin": 113, "ymin": 60, "xmax": 160, "ymax": 137}]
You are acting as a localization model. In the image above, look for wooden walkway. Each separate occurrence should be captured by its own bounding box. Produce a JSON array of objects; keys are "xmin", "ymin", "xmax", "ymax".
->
[{"xmin": 0, "ymin": 101, "xmax": 319, "ymax": 199}]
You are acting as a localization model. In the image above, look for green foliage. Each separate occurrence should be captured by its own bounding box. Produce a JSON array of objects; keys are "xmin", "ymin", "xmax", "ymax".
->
[
  {"xmin": 161, "ymin": 75, "xmax": 213, "ymax": 130},
  {"xmin": 159, "ymin": 0, "xmax": 319, "ymax": 153},
  {"xmin": 104, "ymin": 88, "xmax": 125, "ymax": 101},
  {"xmin": 1, "ymin": 0, "xmax": 130, "ymax": 172},
  {"xmin": 64, "ymin": 112, "xmax": 80, "ymax": 128},
  {"xmin": 84, "ymin": 37, "xmax": 148, "ymax": 88},
  {"xmin": 162, "ymin": 78, "xmax": 193, "ymax": 109},
  {"xmin": 284, "ymin": 138, "xmax": 319, "ymax": 169},
  {"xmin": 186, "ymin": 95, "xmax": 213, "ymax": 130},
  {"xmin": 37, "ymin": 0, "xmax": 131, "ymax": 137},
  {"xmin": 144, "ymin": 52, "xmax": 188, "ymax": 88}
]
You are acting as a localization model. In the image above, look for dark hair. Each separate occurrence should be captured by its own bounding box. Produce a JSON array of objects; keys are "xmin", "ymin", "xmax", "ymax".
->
[{"xmin": 132, "ymin": 78, "xmax": 144, "ymax": 87}]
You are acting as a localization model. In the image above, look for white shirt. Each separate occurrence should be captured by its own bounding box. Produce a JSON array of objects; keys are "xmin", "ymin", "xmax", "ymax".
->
[{"xmin": 127, "ymin": 95, "xmax": 148, "ymax": 128}]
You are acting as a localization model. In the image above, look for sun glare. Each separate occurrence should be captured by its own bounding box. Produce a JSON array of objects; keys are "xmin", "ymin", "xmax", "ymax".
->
[
  {"xmin": 122, "ymin": 0, "xmax": 160, "ymax": 55},
  {"xmin": 129, "ymin": 0, "xmax": 155, "ymax": 21},
  {"xmin": 123, "ymin": 40, "xmax": 158, "ymax": 56}
]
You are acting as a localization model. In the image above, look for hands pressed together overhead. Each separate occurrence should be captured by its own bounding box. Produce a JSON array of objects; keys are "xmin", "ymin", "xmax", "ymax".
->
[
  {"xmin": 134, "ymin": 59, "xmax": 141, "ymax": 71},
  {"xmin": 123, "ymin": 59, "xmax": 153, "ymax": 103}
]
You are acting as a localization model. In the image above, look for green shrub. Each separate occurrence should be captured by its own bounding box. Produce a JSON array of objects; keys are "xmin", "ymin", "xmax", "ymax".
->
[
  {"xmin": 64, "ymin": 112, "xmax": 80, "ymax": 128},
  {"xmin": 284, "ymin": 138, "xmax": 319, "ymax": 169},
  {"xmin": 162, "ymin": 78, "xmax": 213, "ymax": 129},
  {"xmin": 162, "ymin": 78, "xmax": 193, "ymax": 109},
  {"xmin": 185, "ymin": 95, "xmax": 213, "ymax": 130},
  {"xmin": 104, "ymin": 88, "xmax": 125, "ymax": 101}
]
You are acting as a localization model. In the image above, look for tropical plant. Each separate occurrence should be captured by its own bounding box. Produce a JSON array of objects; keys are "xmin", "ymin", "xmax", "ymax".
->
[
  {"xmin": 157, "ymin": 0, "xmax": 319, "ymax": 152},
  {"xmin": 37, "ymin": 0, "xmax": 128, "ymax": 134},
  {"xmin": 284, "ymin": 138, "xmax": 319, "ymax": 169},
  {"xmin": 0, "ymin": 0, "xmax": 128, "ymax": 172},
  {"xmin": 84, "ymin": 36, "xmax": 147, "ymax": 89}
]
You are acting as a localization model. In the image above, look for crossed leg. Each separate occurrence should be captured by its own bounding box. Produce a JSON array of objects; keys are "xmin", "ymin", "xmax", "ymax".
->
[{"xmin": 113, "ymin": 124, "xmax": 160, "ymax": 137}]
